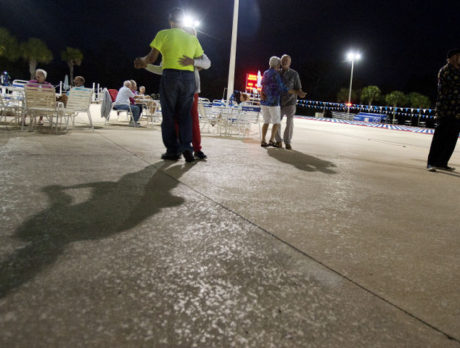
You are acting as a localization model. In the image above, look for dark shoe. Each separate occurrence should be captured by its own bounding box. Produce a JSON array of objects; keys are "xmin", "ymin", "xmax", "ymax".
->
[
  {"xmin": 161, "ymin": 152, "xmax": 180, "ymax": 161},
  {"xmin": 285, "ymin": 144, "xmax": 292, "ymax": 150},
  {"xmin": 274, "ymin": 141, "xmax": 282, "ymax": 148},
  {"xmin": 183, "ymin": 150, "xmax": 195, "ymax": 163},
  {"xmin": 194, "ymin": 151, "xmax": 207, "ymax": 160},
  {"xmin": 426, "ymin": 165, "xmax": 437, "ymax": 172},
  {"xmin": 440, "ymin": 165, "xmax": 456, "ymax": 171}
]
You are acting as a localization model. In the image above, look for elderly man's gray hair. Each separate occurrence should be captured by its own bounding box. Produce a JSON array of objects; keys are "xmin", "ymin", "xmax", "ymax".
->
[
  {"xmin": 35, "ymin": 68, "xmax": 47, "ymax": 79},
  {"xmin": 269, "ymin": 56, "xmax": 281, "ymax": 68},
  {"xmin": 123, "ymin": 80, "xmax": 131, "ymax": 87}
]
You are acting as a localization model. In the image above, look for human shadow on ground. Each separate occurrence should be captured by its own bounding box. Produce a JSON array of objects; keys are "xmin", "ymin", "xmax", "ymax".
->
[
  {"xmin": 436, "ymin": 170, "xmax": 460, "ymax": 178},
  {"xmin": 267, "ymin": 148, "xmax": 337, "ymax": 174},
  {"xmin": 0, "ymin": 162, "xmax": 192, "ymax": 298}
]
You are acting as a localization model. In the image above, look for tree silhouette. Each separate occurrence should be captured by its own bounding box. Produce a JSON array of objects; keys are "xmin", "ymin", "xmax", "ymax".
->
[
  {"xmin": 20, "ymin": 38, "xmax": 53, "ymax": 79},
  {"xmin": 61, "ymin": 47, "xmax": 83, "ymax": 84},
  {"xmin": 408, "ymin": 92, "xmax": 431, "ymax": 109},
  {"xmin": 385, "ymin": 91, "xmax": 407, "ymax": 123},
  {"xmin": 0, "ymin": 27, "xmax": 19, "ymax": 61},
  {"xmin": 337, "ymin": 87, "xmax": 357, "ymax": 103},
  {"xmin": 360, "ymin": 85, "xmax": 382, "ymax": 107},
  {"xmin": 408, "ymin": 92, "xmax": 431, "ymax": 126}
]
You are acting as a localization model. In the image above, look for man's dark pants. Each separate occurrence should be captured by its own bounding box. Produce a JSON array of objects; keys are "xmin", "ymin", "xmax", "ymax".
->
[
  {"xmin": 160, "ymin": 69, "xmax": 195, "ymax": 155},
  {"xmin": 427, "ymin": 117, "xmax": 460, "ymax": 167}
]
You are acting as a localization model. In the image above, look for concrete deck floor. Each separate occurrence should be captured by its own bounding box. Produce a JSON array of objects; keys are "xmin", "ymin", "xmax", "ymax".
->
[{"xmin": 0, "ymin": 111, "xmax": 459, "ymax": 347}]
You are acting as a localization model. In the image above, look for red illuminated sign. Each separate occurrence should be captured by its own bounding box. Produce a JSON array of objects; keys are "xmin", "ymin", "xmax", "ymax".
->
[{"xmin": 245, "ymin": 73, "xmax": 261, "ymax": 92}]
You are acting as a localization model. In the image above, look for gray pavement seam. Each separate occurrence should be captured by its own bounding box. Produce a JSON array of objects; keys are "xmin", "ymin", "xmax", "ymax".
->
[{"xmin": 96, "ymin": 131, "xmax": 459, "ymax": 344}]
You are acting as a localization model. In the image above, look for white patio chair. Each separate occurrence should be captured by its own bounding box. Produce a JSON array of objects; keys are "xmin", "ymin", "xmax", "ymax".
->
[
  {"xmin": 236, "ymin": 105, "xmax": 261, "ymax": 138},
  {"xmin": 138, "ymin": 98, "xmax": 160, "ymax": 126},
  {"xmin": 64, "ymin": 87, "xmax": 94, "ymax": 129},
  {"xmin": 0, "ymin": 91, "xmax": 23, "ymax": 127},
  {"xmin": 24, "ymin": 85, "xmax": 65, "ymax": 131},
  {"xmin": 214, "ymin": 105, "xmax": 241, "ymax": 136},
  {"xmin": 198, "ymin": 100, "xmax": 218, "ymax": 134}
]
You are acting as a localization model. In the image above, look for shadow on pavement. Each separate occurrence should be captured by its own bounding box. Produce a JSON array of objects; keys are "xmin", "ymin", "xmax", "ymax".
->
[
  {"xmin": 0, "ymin": 162, "xmax": 190, "ymax": 298},
  {"xmin": 267, "ymin": 148, "xmax": 337, "ymax": 174}
]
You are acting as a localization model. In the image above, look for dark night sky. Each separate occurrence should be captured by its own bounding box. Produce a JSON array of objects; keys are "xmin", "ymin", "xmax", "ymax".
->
[{"xmin": 0, "ymin": 0, "xmax": 459, "ymax": 103}]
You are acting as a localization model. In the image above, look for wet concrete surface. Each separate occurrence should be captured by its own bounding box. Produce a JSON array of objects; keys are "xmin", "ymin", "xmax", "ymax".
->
[{"xmin": 0, "ymin": 115, "xmax": 459, "ymax": 347}]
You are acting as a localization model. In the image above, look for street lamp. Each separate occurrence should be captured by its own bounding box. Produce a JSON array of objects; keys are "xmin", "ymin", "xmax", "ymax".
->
[
  {"xmin": 226, "ymin": 0, "xmax": 239, "ymax": 104},
  {"xmin": 346, "ymin": 50, "xmax": 361, "ymax": 114}
]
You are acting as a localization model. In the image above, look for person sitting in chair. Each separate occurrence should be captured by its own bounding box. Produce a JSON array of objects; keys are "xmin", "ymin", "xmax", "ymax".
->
[
  {"xmin": 26, "ymin": 69, "xmax": 53, "ymax": 125},
  {"xmin": 113, "ymin": 80, "xmax": 141, "ymax": 127}
]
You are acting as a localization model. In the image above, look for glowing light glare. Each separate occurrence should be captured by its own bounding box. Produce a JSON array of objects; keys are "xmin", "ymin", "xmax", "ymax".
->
[
  {"xmin": 347, "ymin": 51, "xmax": 362, "ymax": 61},
  {"xmin": 181, "ymin": 15, "xmax": 201, "ymax": 28},
  {"xmin": 182, "ymin": 15, "xmax": 193, "ymax": 27}
]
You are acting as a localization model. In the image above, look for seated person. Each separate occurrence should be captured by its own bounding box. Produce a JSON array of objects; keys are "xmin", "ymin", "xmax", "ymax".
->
[
  {"xmin": 27, "ymin": 69, "xmax": 53, "ymax": 124},
  {"xmin": 73, "ymin": 75, "xmax": 85, "ymax": 88},
  {"xmin": 139, "ymin": 86, "xmax": 147, "ymax": 96},
  {"xmin": 129, "ymin": 80, "xmax": 143, "ymax": 116},
  {"xmin": 138, "ymin": 85, "xmax": 157, "ymax": 114},
  {"xmin": 113, "ymin": 80, "xmax": 141, "ymax": 126},
  {"xmin": 27, "ymin": 68, "xmax": 52, "ymax": 88},
  {"xmin": 57, "ymin": 76, "xmax": 87, "ymax": 107},
  {"xmin": 230, "ymin": 90, "xmax": 249, "ymax": 105}
]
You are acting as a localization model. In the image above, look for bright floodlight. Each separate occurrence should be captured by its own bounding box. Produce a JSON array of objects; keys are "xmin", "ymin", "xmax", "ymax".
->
[
  {"xmin": 182, "ymin": 15, "xmax": 200, "ymax": 28},
  {"xmin": 183, "ymin": 15, "xmax": 193, "ymax": 27},
  {"xmin": 347, "ymin": 51, "xmax": 362, "ymax": 61}
]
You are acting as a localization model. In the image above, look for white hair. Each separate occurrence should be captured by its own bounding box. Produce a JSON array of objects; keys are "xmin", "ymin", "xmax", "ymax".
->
[
  {"xmin": 269, "ymin": 56, "xmax": 281, "ymax": 68},
  {"xmin": 35, "ymin": 68, "xmax": 47, "ymax": 79},
  {"xmin": 123, "ymin": 80, "xmax": 131, "ymax": 87}
]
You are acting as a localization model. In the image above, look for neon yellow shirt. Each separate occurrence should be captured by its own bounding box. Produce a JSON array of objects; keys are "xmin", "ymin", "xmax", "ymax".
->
[{"xmin": 150, "ymin": 28, "xmax": 204, "ymax": 71}]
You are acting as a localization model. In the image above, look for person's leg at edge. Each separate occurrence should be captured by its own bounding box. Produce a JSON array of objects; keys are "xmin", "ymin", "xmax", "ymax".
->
[
  {"xmin": 261, "ymin": 105, "xmax": 271, "ymax": 146},
  {"xmin": 269, "ymin": 106, "xmax": 281, "ymax": 146},
  {"xmin": 427, "ymin": 117, "xmax": 449, "ymax": 169},
  {"xmin": 131, "ymin": 105, "xmax": 141, "ymax": 123},
  {"xmin": 175, "ymin": 72, "xmax": 195, "ymax": 161},
  {"xmin": 261, "ymin": 124, "xmax": 269, "ymax": 146},
  {"xmin": 439, "ymin": 118, "xmax": 460, "ymax": 167},
  {"xmin": 191, "ymin": 93, "xmax": 206, "ymax": 159},
  {"xmin": 283, "ymin": 105, "xmax": 296, "ymax": 149},
  {"xmin": 270, "ymin": 123, "xmax": 280, "ymax": 143},
  {"xmin": 159, "ymin": 71, "xmax": 180, "ymax": 156},
  {"xmin": 275, "ymin": 112, "xmax": 284, "ymax": 146}
]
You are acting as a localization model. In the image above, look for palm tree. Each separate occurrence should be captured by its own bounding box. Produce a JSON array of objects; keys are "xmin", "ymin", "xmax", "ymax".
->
[
  {"xmin": 20, "ymin": 38, "xmax": 53, "ymax": 79},
  {"xmin": 61, "ymin": 47, "xmax": 83, "ymax": 84},
  {"xmin": 408, "ymin": 92, "xmax": 431, "ymax": 126},
  {"xmin": 0, "ymin": 27, "xmax": 19, "ymax": 61},
  {"xmin": 337, "ymin": 87, "xmax": 357, "ymax": 103},
  {"xmin": 361, "ymin": 85, "xmax": 381, "ymax": 107},
  {"xmin": 385, "ymin": 91, "xmax": 407, "ymax": 124}
]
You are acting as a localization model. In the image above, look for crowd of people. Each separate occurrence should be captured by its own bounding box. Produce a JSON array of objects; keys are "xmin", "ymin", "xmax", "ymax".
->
[
  {"xmin": 132, "ymin": 7, "xmax": 309, "ymax": 162},
  {"xmin": 2, "ymin": 7, "xmax": 459, "ymax": 170}
]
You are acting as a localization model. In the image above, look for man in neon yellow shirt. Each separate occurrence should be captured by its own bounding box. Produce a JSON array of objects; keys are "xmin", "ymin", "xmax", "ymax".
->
[{"xmin": 134, "ymin": 8, "xmax": 204, "ymax": 162}]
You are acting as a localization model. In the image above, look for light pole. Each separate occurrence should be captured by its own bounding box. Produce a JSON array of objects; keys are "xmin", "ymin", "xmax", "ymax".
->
[
  {"xmin": 226, "ymin": 0, "xmax": 239, "ymax": 104},
  {"xmin": 346, "ymin": 51, "xmax": 361, "ymax": 114}
]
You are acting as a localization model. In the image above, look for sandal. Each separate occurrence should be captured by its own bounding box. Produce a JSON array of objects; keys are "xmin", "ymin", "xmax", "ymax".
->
[
  {"xmin": 268, "ymin": 140, "xmax": 277, "ymax": 147},
  {"xmin": 261, "ymin": 141, "xmax": 269, "ymax": 147}
]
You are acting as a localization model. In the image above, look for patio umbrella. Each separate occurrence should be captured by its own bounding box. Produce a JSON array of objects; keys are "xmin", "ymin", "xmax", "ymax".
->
[{"xmin": 63, "ymin": 74, "xmax": 69, "ymax": 90}]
